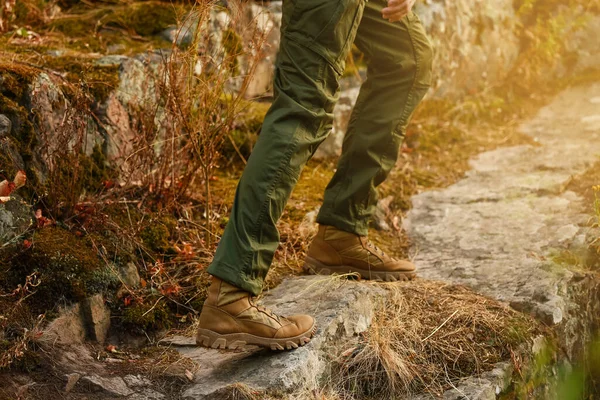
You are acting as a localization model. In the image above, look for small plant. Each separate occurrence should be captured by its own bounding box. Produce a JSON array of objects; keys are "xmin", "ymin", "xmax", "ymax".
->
[{"xmin": 123, "ymin": 1, "xmax": 269, "ymax": 246}]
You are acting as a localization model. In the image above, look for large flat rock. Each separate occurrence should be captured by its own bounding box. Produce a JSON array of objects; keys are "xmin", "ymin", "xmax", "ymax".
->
[
  {"xmin": 172, "ymin": 276, "xmax": 384, "ymax": 399},
  {"xmin": 404, "ymin": 83, "xmax": 600, "ymax": 342}
]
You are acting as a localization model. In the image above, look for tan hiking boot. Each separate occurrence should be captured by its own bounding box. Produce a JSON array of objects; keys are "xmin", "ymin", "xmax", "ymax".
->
[
  {"xmin": 196, "ymin": 277, "xmax": 316, "ymax": 351},
  {"xmin": 304, "ymin": 225, "xmax": 416, "ymax": 281}
]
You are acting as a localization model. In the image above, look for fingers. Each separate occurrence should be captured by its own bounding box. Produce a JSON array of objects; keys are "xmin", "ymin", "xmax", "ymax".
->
[{"xmin": 382, "ymin": 0, "xmax": 413, "ymax": 22}]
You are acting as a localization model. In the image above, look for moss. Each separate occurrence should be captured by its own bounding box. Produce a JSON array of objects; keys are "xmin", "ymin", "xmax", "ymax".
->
[
  {"xmin": 41, "ymin": 56, "xmax": 120, "ymax": 103},
  {"xmin": 124, "ymin": 3, "xmax": 179, "ymax": 36},
  {"xmin": 0, "ymin": 64, "xmax": 40, "ymax": 187},
  {"xmin": 85, "ymin": 266, "xmax": 121, "ymax": 294},
  {"xmin": 222, "ymin": 28, "xmax": 244, "ymax": 74},
  {"xmin": 140, "ymin": 217, "xmax": 177, "ymax": 254},
  {"xmin": 5, "ymin": 226, "xmax": 104, "ymax": 312},
  {"xmin": 51, "ymin": 3, "xmax": 180, "ymax": 38},
  {"xmin": 13, "ymin": 0, "xmax": 48, "ymax": 28},
  {"xmin": 121, "ymin": 299, "xmax": 171, "ymax": 332},
  {"xmin": 79, "ymin": 144, "xmax": 118, "ymax": 189}
]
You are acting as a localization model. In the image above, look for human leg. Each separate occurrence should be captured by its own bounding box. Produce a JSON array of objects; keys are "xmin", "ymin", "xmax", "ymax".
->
[
  {"xmin": 306, "ymin": 3, "xmax": 433, "ymax": 280},
  {"xmin": 198, "ymin": 0, "xmax": 367, "ymax": 350}
]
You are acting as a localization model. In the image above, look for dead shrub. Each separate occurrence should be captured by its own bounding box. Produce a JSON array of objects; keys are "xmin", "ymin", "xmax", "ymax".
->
[
  {"xmin": 119, "ymin": 0, "xmax": 268, "ymax": 246},
  {"xmin": 331, "ymin": 280, "xmax": 544, "ymax": 398}
]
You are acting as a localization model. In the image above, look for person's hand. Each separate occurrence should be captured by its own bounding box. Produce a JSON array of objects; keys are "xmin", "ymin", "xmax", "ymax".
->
[{"xmin": 382, "ymin": 0, "xmax": 416, "ymax": 23}]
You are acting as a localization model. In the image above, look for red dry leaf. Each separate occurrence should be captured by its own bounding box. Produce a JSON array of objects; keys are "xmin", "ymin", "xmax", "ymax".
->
[
  {"xmin": 13, "ymin": 170, "xmax": 26, "ymax": 189},
  {"xmin": 160, "ymin": 285, "xmax": 181, "ymax": 296},
  {"xmin": 35, "ymin": 209, "xmax": 53, "ymax": 228},
  {"xmin": 0, "ymin": 171, "xmax": 26, "ymax": 197},
  {"xmin": 0, "ymin": 180, "xmax": 15, "ymax": 196},
  {"xmin": 123, "ymin": 296, "xmax": 132, "ymax": 307},
  {"xmin": 174, "ymin": 242, "xmax": 195, "ymax": 259},
  {"xmin": 23, "ymin": 240, "xmax": 32, "ymax": 249}
]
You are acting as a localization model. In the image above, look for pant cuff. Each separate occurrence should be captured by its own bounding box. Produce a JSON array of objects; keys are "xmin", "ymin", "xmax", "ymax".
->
[{"xmin": 206, "ymin": 261, "xmax": 264, "ymax": 296}]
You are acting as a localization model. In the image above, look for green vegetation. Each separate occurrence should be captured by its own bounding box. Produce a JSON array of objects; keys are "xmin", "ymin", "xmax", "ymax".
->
[
  {"xmin": 0, "ymin": 65, "xmax": 38, "ymax": 183},
  {"xmin": 2, "ymin": 226, "xmax": 104, "ymax": 311}
]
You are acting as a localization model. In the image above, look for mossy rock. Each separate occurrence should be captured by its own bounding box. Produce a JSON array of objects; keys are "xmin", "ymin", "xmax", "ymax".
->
[
  {"xmin": 140, "ymin": 215, "xmax": 177, "ymax": 254},
  {"xmin": 50, "ymin": 2, "xmax": 182, "ymax": 38},
  {"xmin": 0, "ymin": 64, "xmax": 41, "ymax": 188},
  {"xmin": 3, "ymin": 226, "xmax": 119, "ymax": 312},
  {"xmin": 121, "ymin": 299, "xmax": 171, "ymax": 332},
  {"xmin": 41, "ymin": 56, "xmax": 120, "ymax": 103}
]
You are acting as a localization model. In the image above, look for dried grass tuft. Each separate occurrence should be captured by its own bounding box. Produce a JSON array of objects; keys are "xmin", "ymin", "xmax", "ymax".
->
[{"xmin": 332, "ymin": 280, "xmax": 543, "ymax": 398}]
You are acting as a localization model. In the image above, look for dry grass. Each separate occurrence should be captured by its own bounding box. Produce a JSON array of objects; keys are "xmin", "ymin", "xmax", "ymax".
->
[{"xmin": 330, "ymin": 280, "xmax": 544, "ymax": 398}]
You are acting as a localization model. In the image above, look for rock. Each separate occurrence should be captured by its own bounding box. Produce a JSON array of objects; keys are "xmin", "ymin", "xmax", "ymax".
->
[
  {"xmin": 41, "ymin": 303, "xmax": 87, "ymax": 345},
  {"xmin": 28, "ymin": 73, "xmax": 103, "ymax": 160},
  {"xmin": 566, "ymin": 14, "xmax": 600, "ymax": 74},
  {"xmin": 0, "ymin": 195, "xmax": 35, "ymax": 245},
  {"xmin": 414, "ymin": 0, "xmax": 520, "ymax": 97},
  {"xmin": 129, "ymin": 389, "xmax": 166, "ymax": 399},
  {"xmin": 64, "ymin": 373, "xmax": 81, "ymax": 393},
  {"xmin": 119, "ymin": 262, "xmax": 141, "ymax": 288},
  {"xmin": 81, "ymin": 375, "xmax": 134, "ymax": 397},
  {"xmin": 101, "ymin": 57, "xmax": 160, "ymax": 170},
  {"xmin": 123, "ymin": 374, "xmax": 151, "ymax": 388},
  {"xmin": 0, "ymin": 137, "xmax": 25, "ymax": 171},
  {"xmin": 0, "ymin": 114, "xmax": 11, "ymax": 137},
  {"xmin": 179, "ymin": 276, "xmax": 385, "ymax": 399},
  {"xmin": 403, "ymin": 82, "xmax": 600, "ymax": 362},
  {"xmin": 82, "ymin": 294, "xmax": 111, "ymax": 343},
  {"xmin": 95, "ymin": 55, "xmax": 129, "ymax": 66},
  {"xmin": 46, "ymin": 49, "xmax": 65, "ymax": 57},
  {"xmin": 242, "ymin": 2, "xmax": 282, "ymax": 98}
]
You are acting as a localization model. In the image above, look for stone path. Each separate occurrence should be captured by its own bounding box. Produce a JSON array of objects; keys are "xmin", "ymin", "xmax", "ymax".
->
[
  {"xmin": 165, "ymin": 277, "xmax": 384, "ymax": 399},
  {"xmin": 405, "ymin": 82, "xmax": 600, "ymax": 356},
  {"xmin": 15, "ymin": 83, "xmax": 597, "ymax": 399},
  {"xmin": 162, "ymin": 82, "xmax": 600, "ymax": 399}
]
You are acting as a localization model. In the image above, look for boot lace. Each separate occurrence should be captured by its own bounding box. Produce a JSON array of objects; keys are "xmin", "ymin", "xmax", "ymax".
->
[
  {"xmin": 250, "ymin": 297, "xmax": 282, "ymax": 323},
  {"xmin": 366, "ymin": 240, "xmax": 386, "ymax": 258}
]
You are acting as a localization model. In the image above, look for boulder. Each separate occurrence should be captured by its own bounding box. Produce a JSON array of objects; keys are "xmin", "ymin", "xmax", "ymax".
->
[
  {"xmin": 81, "ymin": 375, "xmax": 134, "ymax": 397},
  {"xmin": 414, "ymin": 0, "xmax": 520, "ymax": 97},
  {"xmin": 82, "ymin": 294, "xmax": 111, "ymax": 344},
  {"xmin": 41, "ymin": 303, "xmax": 87, "ymax": 345},
  {"xmin": 0, "ymin": 114, "xmax": 11, "ymax": 137},
  {"xmin": 119, "ymin": 262, "xmax": 141, "ymax": 288},
  {"xmin": 0, "ymin": 195, "xmax": 34, "ymax": 245},
  {"xmin": 173, "ymin": 276, "xmax": 385, "ymax": 399}
]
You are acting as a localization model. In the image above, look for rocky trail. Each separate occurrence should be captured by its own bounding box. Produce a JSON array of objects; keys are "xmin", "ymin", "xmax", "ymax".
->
[
  {"xmin": 3, "ymin": 81, "xmax": 600, "ymax": 400},
  {"xmin": 102, "ymin": 82, "xmax": 600, "ymax": 399},
  {"xmin": 173, "ymin": 81, "xmax": 600, "ymax": 399}
]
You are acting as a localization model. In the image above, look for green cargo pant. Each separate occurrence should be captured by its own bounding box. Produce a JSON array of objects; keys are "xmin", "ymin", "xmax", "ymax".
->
[{"xmin": 207, "ymin": 0, "xmax": 433, "ymax": 295}]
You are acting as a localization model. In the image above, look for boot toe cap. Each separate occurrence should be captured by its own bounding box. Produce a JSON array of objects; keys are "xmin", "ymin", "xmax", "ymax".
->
[
  {"xmin": 275, "ymin": 314, "xmax": 315, "ymax": 338},
  {"xmin": 387, "ymin": 259, "xmax": 416, "ymax": 272}
]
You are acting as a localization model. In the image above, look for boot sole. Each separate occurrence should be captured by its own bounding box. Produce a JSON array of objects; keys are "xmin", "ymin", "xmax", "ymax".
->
[
  {"xmin": 196, "ymin": 323, "xmax": 317, "ymax": 351},
  {"xmin": 303, "ymin": 256, "xmax": 416, "ymax": 282}
]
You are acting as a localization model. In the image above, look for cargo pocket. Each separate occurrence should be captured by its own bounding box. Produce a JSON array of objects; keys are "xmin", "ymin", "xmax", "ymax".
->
[{"xmin": 284, "ymin": 0, "xmax": 365, "ymax": 75}]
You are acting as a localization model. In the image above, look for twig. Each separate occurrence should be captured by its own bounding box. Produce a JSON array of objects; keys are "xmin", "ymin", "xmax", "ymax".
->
[
  {"xmin": 421, "ymin": 309, "xmax": 459, "ymax": 342},
  {"xmin": 142, "ymin": 296, "xmax": 165, "ymax": 317}
]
